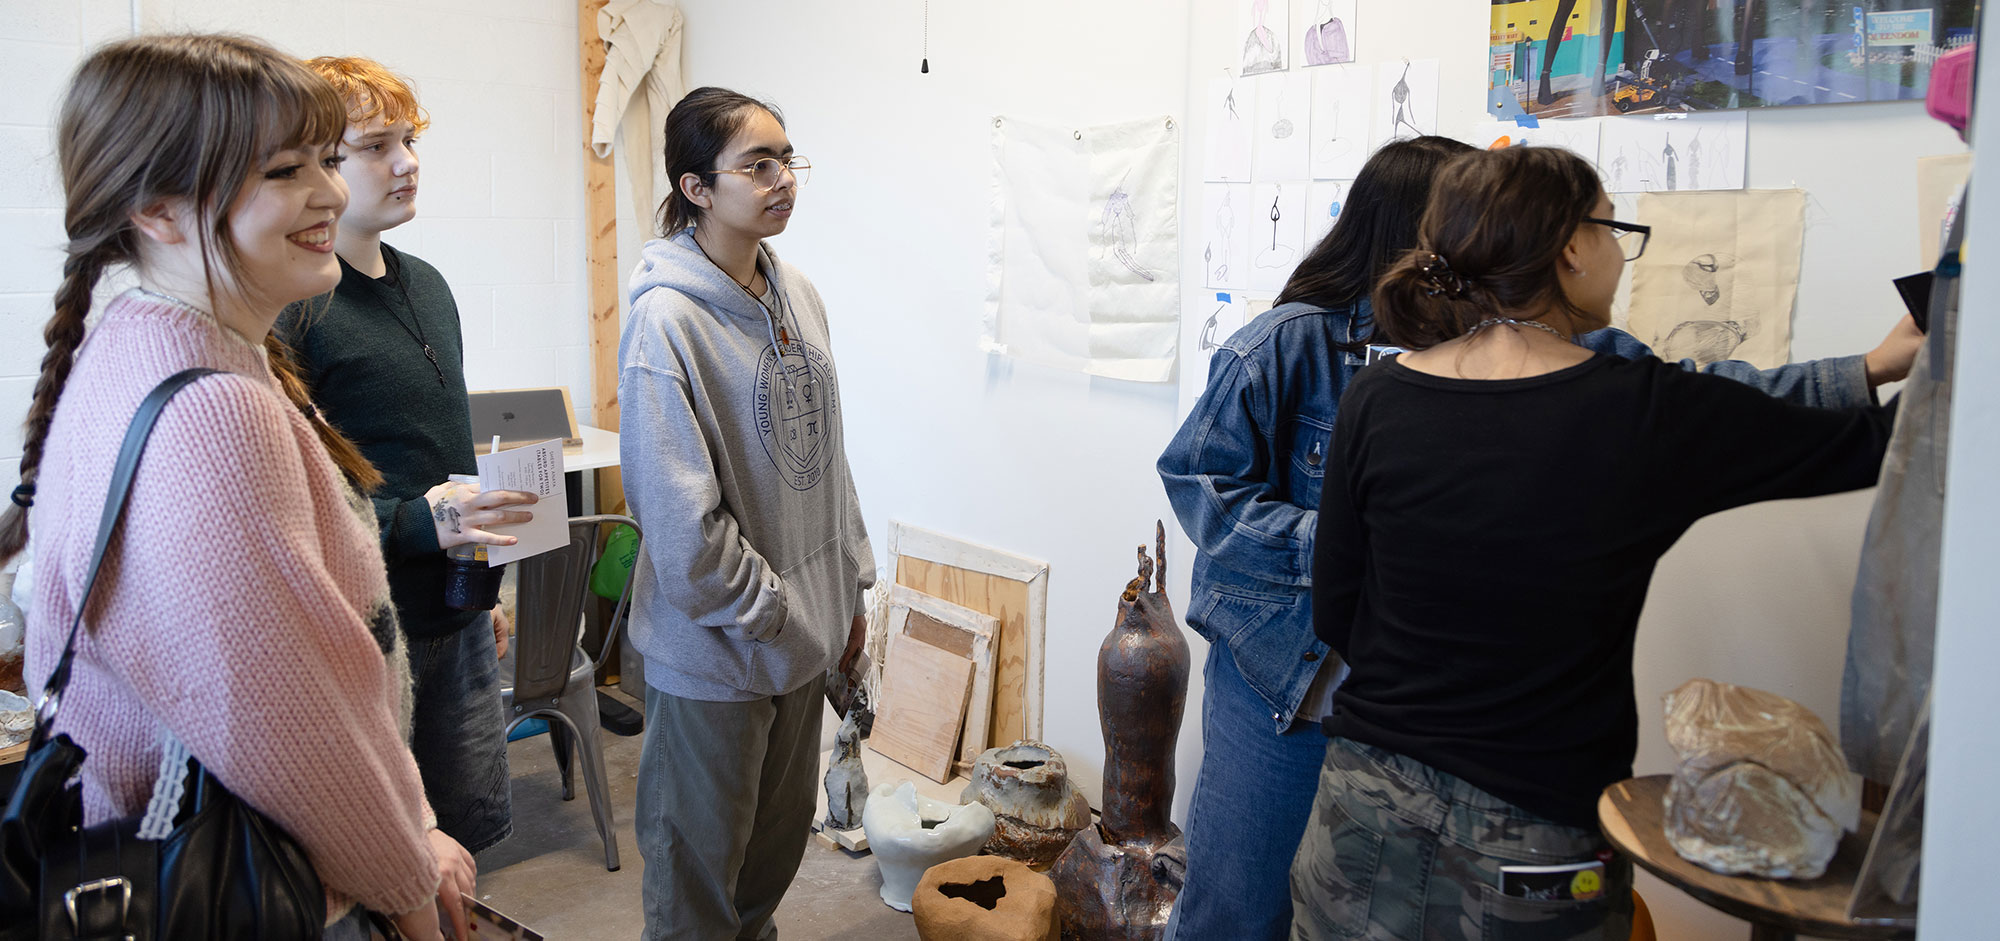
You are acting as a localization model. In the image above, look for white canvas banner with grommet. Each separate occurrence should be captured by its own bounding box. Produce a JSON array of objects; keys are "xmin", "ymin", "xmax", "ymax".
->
[{"xmin": 984, "ymin": 115, "xmax": 1180, "ymax": 382}]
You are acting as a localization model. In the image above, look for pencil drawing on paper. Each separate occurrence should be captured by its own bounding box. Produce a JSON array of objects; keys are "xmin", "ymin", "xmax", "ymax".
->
[
  {"xmin": 1255, "ymin": 185, "xmax": 1295, "ymax": 270},
  {"xmin": 1388, "ymin": 62, "xmax": 1423, "ymax": 140},
  {"xmin": 1241, "ymin": 0, "xmax": 1285, "ymax": 75},
  {"xmin": 1601, "ymin": 115, "xmax": 1746, "ymax": 194},
  {"xmin": 1209, "ymin": 188, "xmax": 1235, "ymax": 284},
  {"xmin": 1302, "ymin": 0, "xmax": 1352, "ymax": 66},
  {"xmin": 1100, "ymin": 171, "xmax": 1159, "ymax": 282},
  {"xmin": 1200, "ymin": 302, "xmax": 1225, "ymax": 351}
]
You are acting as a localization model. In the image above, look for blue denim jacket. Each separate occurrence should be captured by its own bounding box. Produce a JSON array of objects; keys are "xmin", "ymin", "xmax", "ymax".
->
[{"xmin": 1158, "ymin": 300, "xmax": 1874, "ymax": 733}]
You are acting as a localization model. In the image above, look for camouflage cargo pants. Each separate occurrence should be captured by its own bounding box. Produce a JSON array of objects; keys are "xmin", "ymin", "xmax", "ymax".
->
[{"xmin": 1290, "ymin": 738, "xmax": 1632, "ymax": 941}]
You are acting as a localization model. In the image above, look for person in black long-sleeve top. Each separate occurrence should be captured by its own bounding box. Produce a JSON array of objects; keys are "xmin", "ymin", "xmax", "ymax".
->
[{"xmin": 1291, "ymin": 146, "xmax": 1895, "ymax": 941}]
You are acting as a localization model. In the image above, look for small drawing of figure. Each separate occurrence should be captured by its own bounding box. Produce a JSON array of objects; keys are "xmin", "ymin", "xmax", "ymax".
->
[
  {"xmin": 1101, "ymin": 176, "xmax": 1158, "ymax": 282},
  {"xmin": 1242, "ymin": 0, "xmax": 1283, "ymax": 74},
  {"xmin": 1200, "ymin": 304, "xmax": 1225, "ymax": 351},
  {"xmin": 1390, "ymin": 62, "xmax": 1423, "ymax": 140},
  {"xmin": 1212, "ymin": 189, "xmax": 1235, "ymax": 282},
  {"xmin": 1303, "ymin": 1, "xmax": 1351, "ymax": 65},
  {"xmin": 1663, "ymin": 135, "xmax": 1679, "ymax": 191}
]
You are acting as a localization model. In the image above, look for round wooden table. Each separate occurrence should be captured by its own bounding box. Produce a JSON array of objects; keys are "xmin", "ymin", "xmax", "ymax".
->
[{"xmin": 1598, "ymin": 776, "xmax": 1913, "ymax": 941}]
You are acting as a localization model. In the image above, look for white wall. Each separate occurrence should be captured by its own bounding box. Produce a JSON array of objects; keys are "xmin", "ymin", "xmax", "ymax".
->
[{"xmin": 0, "ymin": 0, "xmax": 592, "ymax": 534}]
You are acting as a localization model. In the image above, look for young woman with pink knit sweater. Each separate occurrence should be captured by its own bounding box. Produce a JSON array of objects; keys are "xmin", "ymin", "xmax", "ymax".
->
[{"xmin": 0, "ymin": 35, "xmax": 470, "ymax": 941}]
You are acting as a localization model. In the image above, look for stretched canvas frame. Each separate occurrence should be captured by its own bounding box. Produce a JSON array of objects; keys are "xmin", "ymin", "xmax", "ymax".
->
[{"xmin": 886, "ymin": 521, "xmax": 1050, "ymax": 746}]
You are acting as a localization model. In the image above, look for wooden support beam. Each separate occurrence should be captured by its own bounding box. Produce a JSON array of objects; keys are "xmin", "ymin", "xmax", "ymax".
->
[{"xmin": 579, "ymin": 0, "xmax": 624, "ymax": 512}]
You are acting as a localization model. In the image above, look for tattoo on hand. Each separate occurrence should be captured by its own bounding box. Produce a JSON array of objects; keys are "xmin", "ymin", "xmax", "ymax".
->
[{"xmin": 433, "ymin": 502, "xmax": 463, "ymax": 534}]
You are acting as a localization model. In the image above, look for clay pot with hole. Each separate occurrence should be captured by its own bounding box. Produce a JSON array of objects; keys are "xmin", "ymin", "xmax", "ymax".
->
[
  {"xmin": 959, "ymin": 741, "xmax": 1093, "ymax": 869},
  {"xmin": 912, "ymin": 855, "xmax": 1058, "ymax": 941}
]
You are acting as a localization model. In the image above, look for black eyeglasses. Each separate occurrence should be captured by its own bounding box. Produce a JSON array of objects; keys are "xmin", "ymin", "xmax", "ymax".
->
[{"xmin": 1585, "ymin": 217, "xmax": 1651, "ymax": 262}]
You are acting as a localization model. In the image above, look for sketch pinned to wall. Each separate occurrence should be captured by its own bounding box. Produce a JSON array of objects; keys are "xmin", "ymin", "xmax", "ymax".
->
[
  {"xmin": 1204, "ymin": 78, "xmax": 1253, "ymax": 183},
  {"xmin": 1248, "ymin": 181, "xmax": 1307, "ymax": 294},
  {"xmin": 1599, "ymin": 114, "xmax": 1746, "ymax": 194},
  {"xmin": 1627, "ymin": 189, "xmax": 1805, "ymax": 371},
  {"xmin": 1298, "ymin": 0, "xmax": 1357, "ymax": 67},
  {"xmin": 1199, "ymin": 293, "xmax": 1249, "ymax": 354},
  {"xmin": 987, "ymin": 115, "xmax": 1181, "ymax": 382},
  {"xmin": 1252, "ymin": 72, "xmax": 1313, "ymax": 181},
  {"xmin": 1179, "ymin": 292, "xmax": 1249, "ymax": 414},
  {"xmin": 1462, "ymin": 117, "xmax": 1603, "ymax": 163},
  {"xmin": 1239, "ymin": 0, "xmax": 1288, "ymax": 76},
  {"xmin": 1309, "ymin": 65, "xmax": 1372, "ymax": 180},
  {"xmin": 1370, "ymin": 58, "xmax": 1439, "ymax": 150},
  {"xmin": 1306, "ymin": 180, "xmax": 1349, "ymax": 247},
  {"xmin": 1201, "ymin": 183, "xmax": 1252, "ymax": 290}
]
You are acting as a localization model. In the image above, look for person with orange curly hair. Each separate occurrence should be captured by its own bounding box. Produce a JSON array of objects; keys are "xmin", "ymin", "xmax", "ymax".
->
[{"xmin": 277, "ymin": 56, "xmax": 535, "ymax": 888}]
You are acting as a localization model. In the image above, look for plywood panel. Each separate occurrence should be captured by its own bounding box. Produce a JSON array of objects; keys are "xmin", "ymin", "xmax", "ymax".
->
[
  {"xmin": 897, "ymin": 556, "xmax": 1033, "ymax": 749},
  {"xmin": 871, "ymin": 633, "xmax": 974, "ymax": 784}
]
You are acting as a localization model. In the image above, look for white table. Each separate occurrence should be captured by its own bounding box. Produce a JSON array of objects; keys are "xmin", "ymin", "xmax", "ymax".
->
[{"xmin": 564, "ymin": 425, "xmax": 621, "ymax": 473}]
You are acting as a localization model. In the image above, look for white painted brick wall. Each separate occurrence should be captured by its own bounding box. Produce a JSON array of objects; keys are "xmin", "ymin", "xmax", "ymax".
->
[{"xmin": 0, "ymin": 0, "xmax": 593, "ymax": 514}]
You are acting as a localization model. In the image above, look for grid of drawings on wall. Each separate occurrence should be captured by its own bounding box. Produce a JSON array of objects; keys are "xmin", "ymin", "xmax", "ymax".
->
[
  {"xmin": 1487, "ymin": 0, "xmax": 1977, "ymax": 120},
  {"xmin": 1200, "ymin": 59, "xmax": 1426, "ymax": 295}
]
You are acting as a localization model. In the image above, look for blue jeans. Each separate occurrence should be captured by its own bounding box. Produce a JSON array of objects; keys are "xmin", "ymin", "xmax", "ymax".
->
[
  {"xmin": 1164, "ymin": 643, "xmax": 1330, "ymax": 941},
  {"xmin": 408, "ymin": 612, "xmax": 512, "ymax": 853}
]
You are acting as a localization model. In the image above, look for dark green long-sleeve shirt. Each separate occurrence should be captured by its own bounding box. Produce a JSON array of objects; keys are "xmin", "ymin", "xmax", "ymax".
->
[{"xmin": 278, "ymin": 244, "xmax": 478, "ymax": 640}]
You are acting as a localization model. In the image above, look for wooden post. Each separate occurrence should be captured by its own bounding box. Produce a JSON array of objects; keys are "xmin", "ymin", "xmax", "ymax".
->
[{"xmin": 579, "ymin": 0, "xmax": 624, "ymax": 513}]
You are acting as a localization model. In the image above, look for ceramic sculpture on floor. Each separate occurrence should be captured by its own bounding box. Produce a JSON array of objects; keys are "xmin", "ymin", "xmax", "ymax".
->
[
  {"xmin": 862, "ymin": 780, "xmax": 996, "ymax": 912},
  {"xmin": 960, "ymin": 741, "xmax": 1092, "ymax": 869},
  {"xmin": 913, "ymin": 854, "xmax": 1060, "ymax": 941},
  {"xmin": 1049, "ymin": 522, "xmax": 1189, "ymax": 940},
  {"xmin": 824, "ymin": 688, "xmax": 871, "ymax": 831}
]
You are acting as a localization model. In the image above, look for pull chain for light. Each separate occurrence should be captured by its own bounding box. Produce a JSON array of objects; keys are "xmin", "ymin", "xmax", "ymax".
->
[{"xmin": 920, "ymin": 0, "xmax": 929, "ymax": 73}]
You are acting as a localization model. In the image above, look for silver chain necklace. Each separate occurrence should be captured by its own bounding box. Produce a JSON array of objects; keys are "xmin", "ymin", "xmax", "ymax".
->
[{"xmin": 1465, "ymin": 317, "xmax": 1573, "ymax": 343}]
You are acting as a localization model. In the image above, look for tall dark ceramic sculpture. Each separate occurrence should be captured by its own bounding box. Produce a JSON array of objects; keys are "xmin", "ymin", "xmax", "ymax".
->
[{"xmin": 1049, "ymin": 522, "xmax": 1189, "ymax": 940}]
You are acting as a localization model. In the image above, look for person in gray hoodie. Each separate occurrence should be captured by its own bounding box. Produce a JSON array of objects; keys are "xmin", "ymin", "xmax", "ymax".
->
[{"xmin": 619, "ymin": 87, "xmax": 874, "ymax": 940}]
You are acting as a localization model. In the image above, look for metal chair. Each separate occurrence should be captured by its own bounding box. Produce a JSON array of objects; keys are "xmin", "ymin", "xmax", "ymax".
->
[{"xmin": 499, "ymin": 514, "xmax": 639, "ymax": 872}]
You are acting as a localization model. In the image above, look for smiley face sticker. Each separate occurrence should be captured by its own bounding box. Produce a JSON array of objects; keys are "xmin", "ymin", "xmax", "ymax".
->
[{"xmin": 1570, "ymin": 867, "xmax": 1604, "ymax": 901}]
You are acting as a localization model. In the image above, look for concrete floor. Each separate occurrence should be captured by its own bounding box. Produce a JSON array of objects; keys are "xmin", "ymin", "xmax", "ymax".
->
[{"xmin": 476, "ymin": 716, "xmax": 919, "ymax": 940}]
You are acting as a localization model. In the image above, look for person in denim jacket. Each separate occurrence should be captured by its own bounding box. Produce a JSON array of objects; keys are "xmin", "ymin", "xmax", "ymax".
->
[{"xmin": 1156, "ymin": 136, "xmax": 1921, "ymax": 941}]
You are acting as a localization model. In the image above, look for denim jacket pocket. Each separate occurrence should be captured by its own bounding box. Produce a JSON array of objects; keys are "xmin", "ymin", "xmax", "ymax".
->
[{"xmin": 1280, "ymin": 414, "xmax": 1334, "ymax": 507}]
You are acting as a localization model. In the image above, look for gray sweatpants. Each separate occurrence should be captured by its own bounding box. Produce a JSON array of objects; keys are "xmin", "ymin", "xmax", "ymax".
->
[{"xmin": 635, "ymin": 675, "xmax": 827, "ymax": 941}]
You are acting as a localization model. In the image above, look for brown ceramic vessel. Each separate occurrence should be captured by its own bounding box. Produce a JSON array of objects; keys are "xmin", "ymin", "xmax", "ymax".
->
[{"xmin": 960, "ymin": 741, "xmax": 1092, "ymax": 869}]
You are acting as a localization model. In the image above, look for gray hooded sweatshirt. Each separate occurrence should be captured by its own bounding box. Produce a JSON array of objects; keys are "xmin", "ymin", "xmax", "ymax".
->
[{"xmin": 618, "ymin": 229, "xmax": 874, "ymax": 702}]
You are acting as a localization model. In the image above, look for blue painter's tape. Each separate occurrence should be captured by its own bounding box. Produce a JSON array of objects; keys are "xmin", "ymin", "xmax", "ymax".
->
[
  {"xmin": 1216, "ymin": 292, "xmax": 1231, "ymax": 302},
  {"xmin": 1514, "ymin": 114, "xmax": 1541, "ymax": 128}
]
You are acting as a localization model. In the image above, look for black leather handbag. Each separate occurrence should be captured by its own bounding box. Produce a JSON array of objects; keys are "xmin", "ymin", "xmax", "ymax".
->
[{"xmin": 0, "ymin": 368, "xmax": 326, "ymax": 941}]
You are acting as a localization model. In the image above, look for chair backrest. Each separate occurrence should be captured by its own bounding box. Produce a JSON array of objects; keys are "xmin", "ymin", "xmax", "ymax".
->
[{"xmin": 512, "ymin": 514, "xmax": 641, "ymax": 703}]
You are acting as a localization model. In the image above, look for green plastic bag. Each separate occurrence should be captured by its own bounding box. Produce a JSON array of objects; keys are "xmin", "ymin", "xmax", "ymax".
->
[{"xmin": 590, "ymin": 524, "xmax": 639, "ymax": 600}]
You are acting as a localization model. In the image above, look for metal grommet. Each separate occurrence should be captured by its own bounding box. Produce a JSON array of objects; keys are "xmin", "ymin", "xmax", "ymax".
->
[
  {"xmin": 1164, "ymin": 117, "xmax": 1175, "ymax": 131},
  {"xmin": 1074, "ymin": 130, "xmax": 1083, "ymax": 141},
  {"xmin": 993, "ymin": 116, "xmax": 1002, "ymax": 128}
]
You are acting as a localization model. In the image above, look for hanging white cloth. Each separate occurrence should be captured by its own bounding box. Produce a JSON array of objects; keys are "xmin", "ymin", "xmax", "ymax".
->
[{"xmin": 592, "ymin": 0, "xmax": 688, "ymax": 231}]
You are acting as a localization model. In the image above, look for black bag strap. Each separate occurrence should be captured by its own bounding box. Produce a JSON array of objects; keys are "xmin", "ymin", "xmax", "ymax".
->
[{"xmin": 33, "ymin": 368, "xmax": 223, "ymax": 741}]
